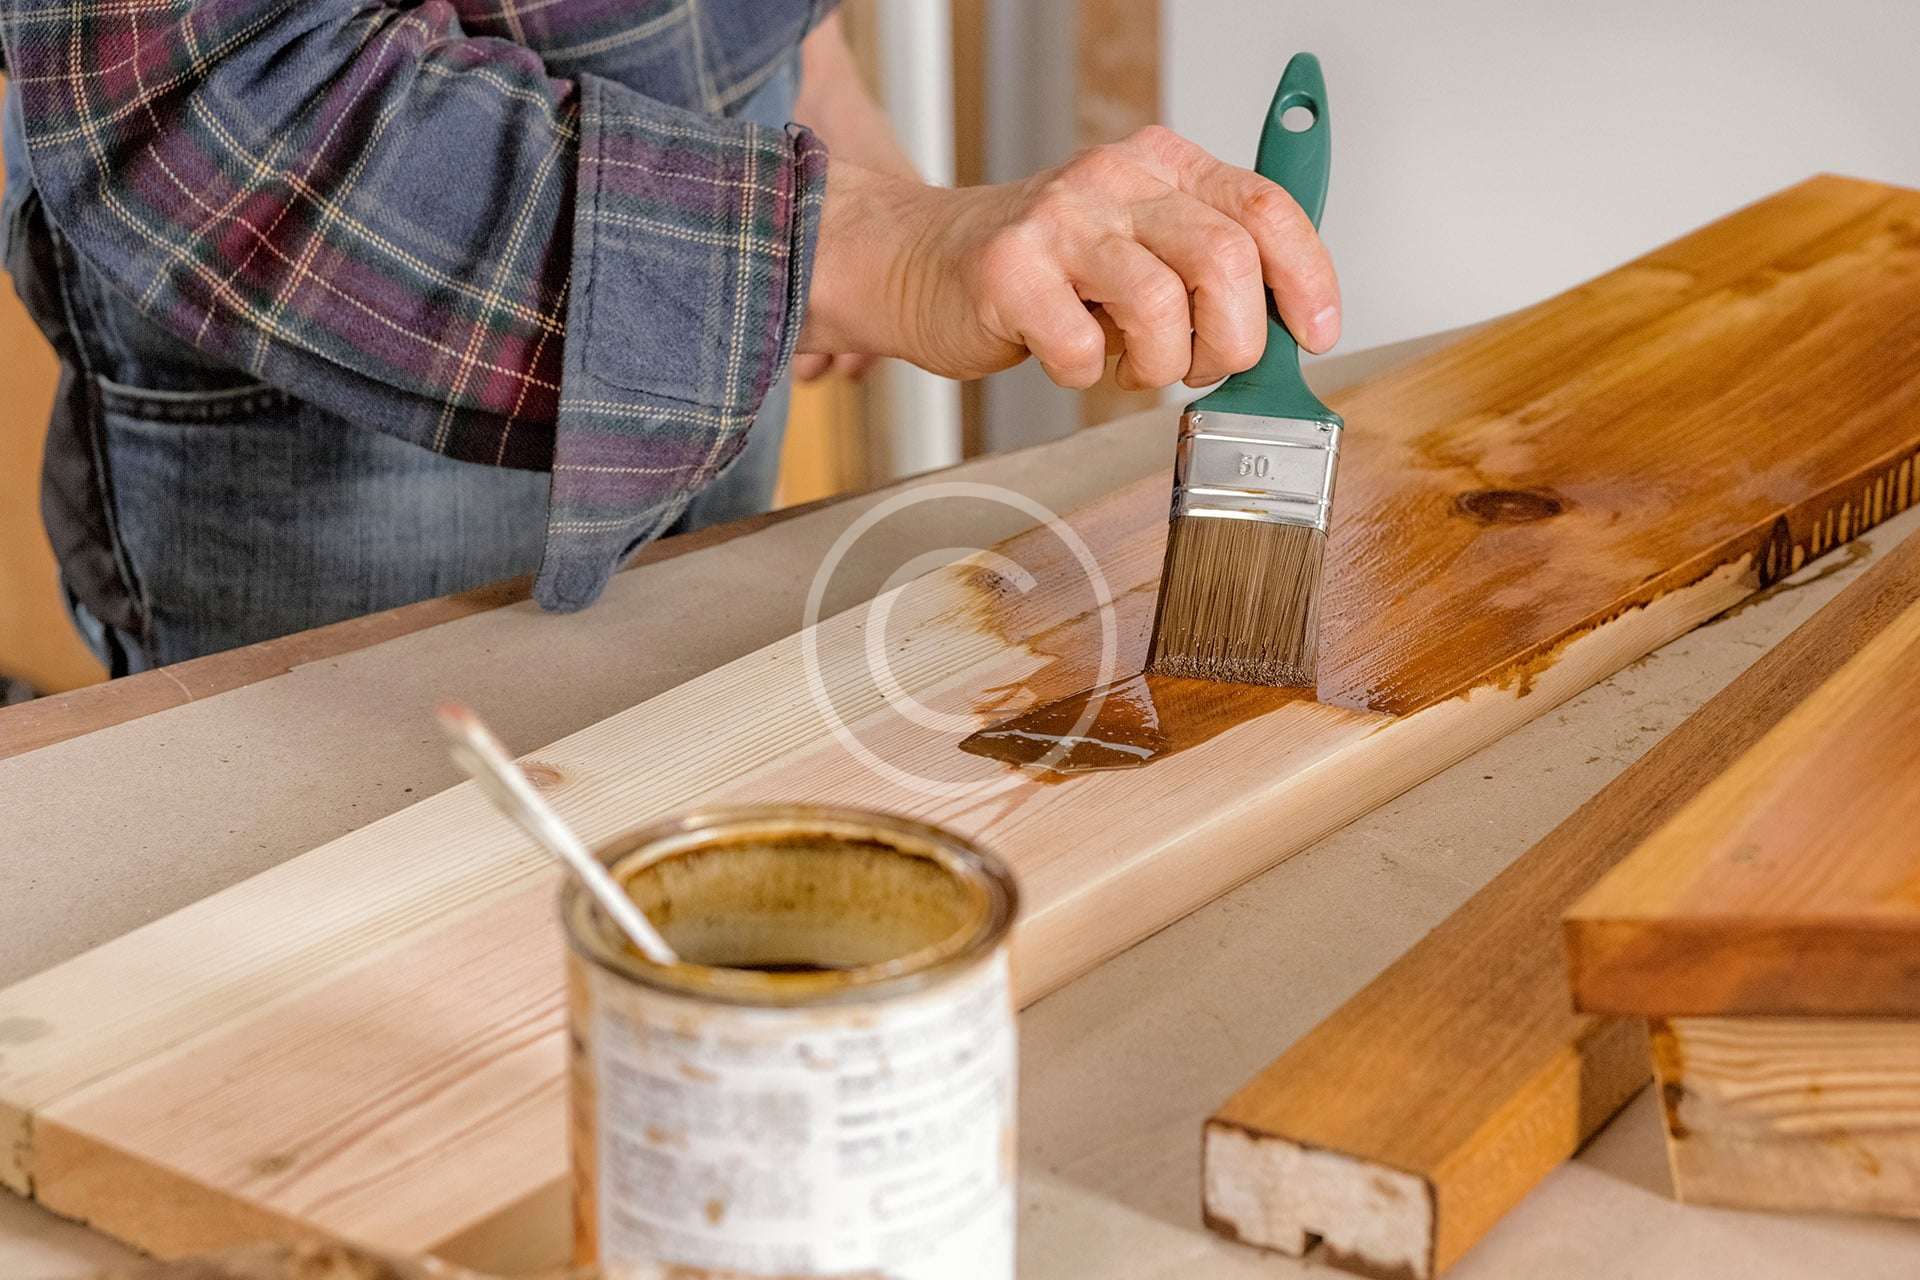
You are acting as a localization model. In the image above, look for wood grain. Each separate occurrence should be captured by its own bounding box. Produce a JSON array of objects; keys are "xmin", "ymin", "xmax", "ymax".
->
[
  {"xmin": 1316, "ymin": 174, "xmax": 1920, "ymax": 714},
  {"xmin": 1205, "ymin": 524, "xmax": 1920, "ymax": 1276},
  {"xmin": 1655, "ymin": 1016, "xmax": 1920, "ymax": 1220},
  {"xmin": 92, "ymin": 1242, "xmax": 487, "ymax": 1280},
  {"xmin": 1565, "ymin": 595, "xmax": 1920, "ymax": 1018},
  {"xmin": 0, "ymin": 497, "xmax": 832, "ymax": 763},
  {"xmin": 90, "ymin": 1240, "xmax": 575, "ymax": 1280},
  {"xmin": 8, "ymin": 176, "xmax": 1920, "ymax": 1270},
  {"xmin": 89, "ymin": 1239, "xmax": 859, "ymax": 1280}
]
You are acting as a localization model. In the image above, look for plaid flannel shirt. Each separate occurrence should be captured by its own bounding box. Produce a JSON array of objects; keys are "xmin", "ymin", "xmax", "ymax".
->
[{"xmin": 0, "ymin": 0, "xmax": 833, "ymax": 610}]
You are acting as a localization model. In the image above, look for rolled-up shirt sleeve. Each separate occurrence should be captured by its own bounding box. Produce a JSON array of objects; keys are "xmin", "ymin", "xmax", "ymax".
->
[
  {"xmin": 447, "ymin": 0, "xmax": 839, "ymax": 116},
  {"xmin": 0, "ymin": 0, "xmax": 828, "ymax": 610}
]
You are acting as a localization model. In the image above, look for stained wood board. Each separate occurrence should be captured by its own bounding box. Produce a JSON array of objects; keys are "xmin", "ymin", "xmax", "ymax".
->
[
  {"xmin": 1652, "ymin": 1015, "xmax": 1920, "ymax": 1220},
  {"xmin": 1565, "ymin": 593, "xmax": 1920, "ymax": 1018},
  {"xmin": 8, "ymin": 175, "xmax": 1920, "ymax": 1270},
  {"xmin": 1203, "ymin": 522, "xmax": 1920, "ymax": 1273}
]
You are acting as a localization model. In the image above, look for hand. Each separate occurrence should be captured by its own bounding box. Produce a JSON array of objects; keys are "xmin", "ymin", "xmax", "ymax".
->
[{"xmin": 799, "ymin": 126, "xmax": 1341, "ymax": 391}]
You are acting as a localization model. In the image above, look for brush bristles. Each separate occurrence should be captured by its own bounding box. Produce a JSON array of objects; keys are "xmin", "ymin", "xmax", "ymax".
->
[{"xmin": 1147, "ymin": 518, "xmax": 1324, "ymax": 688}]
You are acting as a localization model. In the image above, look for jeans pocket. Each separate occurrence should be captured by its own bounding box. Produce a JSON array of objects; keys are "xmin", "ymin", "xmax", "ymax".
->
[
  {"xmin": 96, "ymin": 384, "xmax": 547, "ymax": 665},
  {"xmin": 94, "ymin": 375, "xmax": 294, "ymax": 424},
  {"xmin": 90, "ymin": 375, "xmax": 311, "ymax": 662}
]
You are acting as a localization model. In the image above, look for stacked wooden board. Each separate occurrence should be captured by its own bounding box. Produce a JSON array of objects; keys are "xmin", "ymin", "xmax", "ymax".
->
[
  {"xmin": 1566, "ymin": 542, "xmax": 1920, "ymax": 1220},
  {"xmin": 7, "ymin": 174, "xmax": 1920, "ymax": 1272},
  {"xmin": 1203, "ymin": 522, "xmax": 1920, "ymax": 1279}
]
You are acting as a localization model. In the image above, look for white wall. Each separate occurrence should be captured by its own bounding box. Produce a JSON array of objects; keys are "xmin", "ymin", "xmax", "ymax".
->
[{"xmin": 1165, "ymin": 0, "xmax": 1920, "ymax": 354}]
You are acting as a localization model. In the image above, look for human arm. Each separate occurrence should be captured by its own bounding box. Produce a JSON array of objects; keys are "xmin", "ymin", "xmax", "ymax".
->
[
  {"xmin": 0, "ymin": 0, "xmax": 825, "ymax": 610},
  {"xmin": 803, "ymin": 127, "xmax": 1341, "ymax": 391},
  {"xmin": 784, "ymin": 27, "xmax": 1342, "ymax": 394}
]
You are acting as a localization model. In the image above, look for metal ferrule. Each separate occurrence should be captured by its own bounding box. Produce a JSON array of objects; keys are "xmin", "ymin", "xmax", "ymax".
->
[{"xmin": 1168, "ymin": 411, "xmax": 1342, "ymax": 531}]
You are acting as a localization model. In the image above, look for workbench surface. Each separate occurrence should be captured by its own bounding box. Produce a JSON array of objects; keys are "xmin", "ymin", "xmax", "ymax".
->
[{"xmin": 5, "ymin": 331, "xmax": 1917, "ymax": 1279}]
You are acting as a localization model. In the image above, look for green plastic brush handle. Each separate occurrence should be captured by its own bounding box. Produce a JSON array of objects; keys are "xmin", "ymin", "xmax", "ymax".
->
[{"xmin": 1190, "ymin": 53, "xmax": 1340, "ymax": 425}]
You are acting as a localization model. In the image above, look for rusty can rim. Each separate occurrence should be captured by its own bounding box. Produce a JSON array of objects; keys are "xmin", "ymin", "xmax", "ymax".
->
[{"xmin": 560, "ymin": 804, "xmax": 1018, "ymax": 1008}]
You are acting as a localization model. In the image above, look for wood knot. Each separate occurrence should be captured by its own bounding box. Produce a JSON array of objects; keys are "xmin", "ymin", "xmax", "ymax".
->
[
  {"xmin": 521, "ymin": 762, "xmax": 565, "ymax": 790},
  {"xmin": 1455, "ymin": 488, "xmax": 1566, "ymax": 524}
]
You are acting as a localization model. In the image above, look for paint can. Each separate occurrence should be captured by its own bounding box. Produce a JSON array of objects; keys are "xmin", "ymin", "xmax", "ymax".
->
[{"xmin": 562, "ymin": 805, "xmax": 1019, "ymax": 1280}]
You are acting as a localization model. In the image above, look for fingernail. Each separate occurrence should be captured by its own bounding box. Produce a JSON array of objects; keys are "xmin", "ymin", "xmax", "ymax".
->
[{"xmin": 1310, "ymin": 305, "xmax": 1340, "ymax": 352}]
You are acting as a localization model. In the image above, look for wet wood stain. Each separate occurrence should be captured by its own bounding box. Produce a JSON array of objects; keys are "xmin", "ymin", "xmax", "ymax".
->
[
  {"xmin": 960, "ymin": 672, "xmax": 1311, "ymax": 779},
  {"xmin": 947, "ymin": 176, "xmax": 1920, "ymax": 776}
]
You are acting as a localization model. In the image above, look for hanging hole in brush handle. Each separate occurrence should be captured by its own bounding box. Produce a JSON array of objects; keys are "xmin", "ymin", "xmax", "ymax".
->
[{"xmin": 1192, "ymin": 52, "xmax": 1339, "ymax": 424}]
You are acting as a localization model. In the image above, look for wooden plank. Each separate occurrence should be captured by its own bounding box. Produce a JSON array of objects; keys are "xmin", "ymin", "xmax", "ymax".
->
[
  {"xmin": 1565, "ymin": 596, "xmax": 1920, "ymax": 1018},
  {"xmin": 0, "ymin": 328, "xmax": 1466, "ymax": 779},
  {"xmin": 8, "ymin": 176, "xmax": 1920, "ymax": 1270},
  {"xmin": 1203, "ymin": 523, "xmax": 1920, "ymax": 1276},
  {"xmin": 1654, "ymin": 1015, "xmax": 1920, "ymax": 1220},
  {"xmin": 90, "ymin": 1240, "xmax": 556, "ymax": 1279},
  {"xmin": 0, "ymin": 500, "xmax": 830, "ymax": 763},
  {"xmin": 1075, "ymin": 0, "xmax": 1164, "ymax": 430}
]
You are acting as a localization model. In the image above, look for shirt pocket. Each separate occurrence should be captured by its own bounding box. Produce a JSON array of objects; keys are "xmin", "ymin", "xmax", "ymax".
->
[{"xmin": 579, "ymin": 181, "xmax": 735, "ymax": 408}]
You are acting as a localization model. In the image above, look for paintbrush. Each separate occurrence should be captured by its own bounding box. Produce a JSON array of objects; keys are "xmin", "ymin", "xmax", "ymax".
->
[{"xmin": 1146, "ymin": 53, "xmax": 1342, "ymax": 689}]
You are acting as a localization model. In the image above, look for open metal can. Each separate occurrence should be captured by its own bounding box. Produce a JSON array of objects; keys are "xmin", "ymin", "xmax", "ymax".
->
[{"xmin": 562, "ymin": 806, "xmax": 1019, "ymax": 1280}]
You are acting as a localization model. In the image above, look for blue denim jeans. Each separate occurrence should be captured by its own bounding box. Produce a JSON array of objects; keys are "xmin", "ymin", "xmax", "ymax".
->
[{"xmin": 2, "ymin": 66, "xmax": 794, "ymax": 675}]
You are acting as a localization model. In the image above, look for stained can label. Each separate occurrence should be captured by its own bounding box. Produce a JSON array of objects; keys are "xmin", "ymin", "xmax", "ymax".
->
[{"xmin": 578, "ymin": 950, "xmax": 1015, "ymax": 1279}]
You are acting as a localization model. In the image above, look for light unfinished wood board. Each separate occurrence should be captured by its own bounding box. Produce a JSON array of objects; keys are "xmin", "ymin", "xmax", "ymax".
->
[
  {"xmin": 90, "ymin": 1241, "xmax": 510, "ymax": 1280},
  {"xmin": 1653, "ymin": 1016, "xmax": 1920, "ymax": 1221},
  {"xmin": 1204, "ymin": 525, "xmax": 1920, "ymax": 1277},
  {"xmin": 10, "ymin": 176, "xmax": 1920, "ymax": 1270},
  {"xmin": 83, "ymin": 1238, "xmax": 780, "ymax": 1280},
  {"xmin": 1565, "ymin": 592, "xmax": 1920, "ymax": 1018}
]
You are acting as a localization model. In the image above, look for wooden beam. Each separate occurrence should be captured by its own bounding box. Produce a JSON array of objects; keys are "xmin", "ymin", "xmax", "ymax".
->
[
  {"xmin": 950, "ymin": 0, "xmax": 988, "ymax": 455},
  {"xmin": 1561, "ymin": 459, "xmax": 1920, "ymax": 1222},
  {"xmin": 1075, "ymin": 0, "xmax": 1164, "ymax": 429},
  {"xmin": 10, "ymin": 177, "xmax": 1920, "ymax": 1270},
  {"xmin": 1655, "ymin": 1015, "xmax": 1920, "ymax": 1220},
  {"xmin": 1204, "ymin": 520, "xmax": 1920, "ymax": 1278},
  {"xmin": 1565, "ymin": 594, "xmax": 1920, "ymax": 1018},
  {"xmin": 1076, "ymin": 0, "xmax": 1160, "ymax": 147}
]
